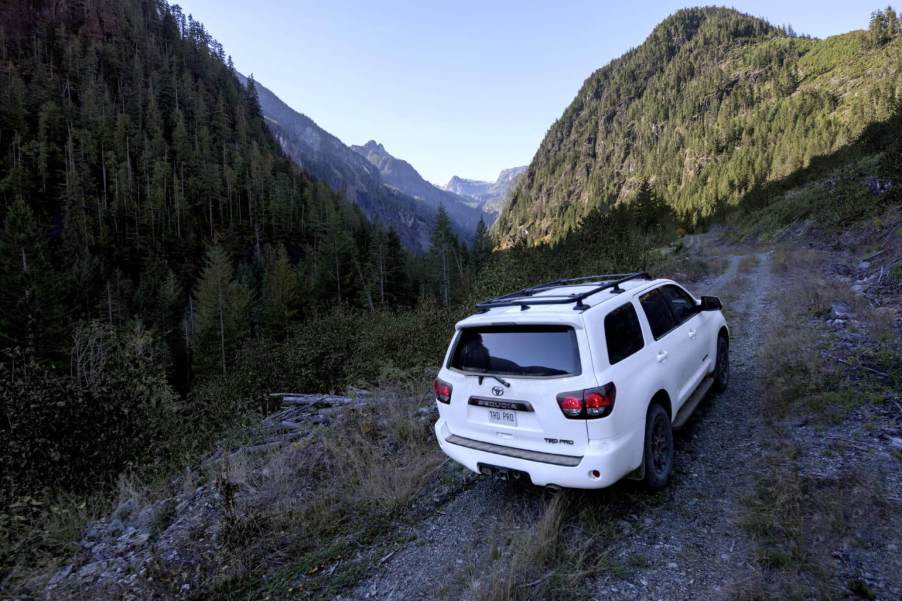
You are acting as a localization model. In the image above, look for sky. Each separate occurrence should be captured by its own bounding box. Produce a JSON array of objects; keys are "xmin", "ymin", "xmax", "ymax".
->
[{"xmin": 176, "ymin": 1, "xmax": 871, "ymax": 186}]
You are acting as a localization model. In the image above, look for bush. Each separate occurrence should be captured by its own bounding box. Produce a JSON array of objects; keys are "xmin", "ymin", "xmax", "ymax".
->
[{"xmin": 0, "ymin": 322, "xmax": 178, "ymax": 495}]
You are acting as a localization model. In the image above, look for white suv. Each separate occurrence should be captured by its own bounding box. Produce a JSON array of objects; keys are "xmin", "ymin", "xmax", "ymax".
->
[{"xmin": 433, "ymin": 273, "xmax": 728, "ymax": 490}]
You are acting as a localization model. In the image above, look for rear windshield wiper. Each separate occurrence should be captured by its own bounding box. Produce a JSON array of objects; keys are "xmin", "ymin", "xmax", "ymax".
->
[{"xmin": 475, "ymin": 372, "xmax": 510, "ymax": 387}]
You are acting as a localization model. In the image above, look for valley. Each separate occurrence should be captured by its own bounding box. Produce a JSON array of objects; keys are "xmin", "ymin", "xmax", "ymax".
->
[
  {"xmin": 26, "ymin": 222, "xmax": 901, "ymax": 601},
  {"xmin": 1, "ymin": 2, "xmax": 900, "ymax": 600}
]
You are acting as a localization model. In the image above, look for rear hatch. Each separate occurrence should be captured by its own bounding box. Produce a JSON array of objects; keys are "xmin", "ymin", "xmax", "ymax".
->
[{"xmin": 441, "ymin": 323, "xmax": 596, "ymax": 456}]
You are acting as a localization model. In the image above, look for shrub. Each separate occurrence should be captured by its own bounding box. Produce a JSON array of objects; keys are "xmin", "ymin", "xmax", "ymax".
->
[{"xmin": 0, "ymin": 321, "xmax": 178, "ymax": 495}]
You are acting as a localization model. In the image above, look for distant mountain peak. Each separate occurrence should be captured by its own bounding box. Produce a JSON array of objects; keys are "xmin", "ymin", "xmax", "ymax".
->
[
  {"xmin": 349, "ymin": 140, "xmax": 487, "ymax": 230},
  {"xmin": 443, "ymin": 166, "xmax": 527, "ymax": 219},
  {"xmin": 361, "ymin": 140, "xmax": 385, "ymax": 152}
]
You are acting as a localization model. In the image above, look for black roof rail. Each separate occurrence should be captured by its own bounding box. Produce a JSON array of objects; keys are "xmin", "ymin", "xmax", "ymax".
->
[{"xmin": 475, "ymin": 272, "xmax": 652, "ymax": 312}]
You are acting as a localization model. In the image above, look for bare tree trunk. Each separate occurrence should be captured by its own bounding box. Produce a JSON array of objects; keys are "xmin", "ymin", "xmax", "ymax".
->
[
  {"xmin": 107, "ymin": 281, "xmax": 113, "ymax": 325},
  {"xmin": 218, "ymin": 277, "xmax": 226, "ymax": 376},
  {"xmin": 441, "ymin": 246, "xmax": 449, "ymax": 305}
]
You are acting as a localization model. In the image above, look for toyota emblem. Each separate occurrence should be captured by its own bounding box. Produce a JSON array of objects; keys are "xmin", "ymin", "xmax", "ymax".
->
[{"xmin": 491, "ymin": 386, "xmax": 505, "ymax": 397}]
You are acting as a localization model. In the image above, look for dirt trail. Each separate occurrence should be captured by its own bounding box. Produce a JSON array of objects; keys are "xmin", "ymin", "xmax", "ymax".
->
[
  {"xmin": 587, "ymin": 253, "xmax": 772, "ymax": 599},
  {"xmin": 344, "ymin": 251, "xmax": 774, "ymax": 600}
]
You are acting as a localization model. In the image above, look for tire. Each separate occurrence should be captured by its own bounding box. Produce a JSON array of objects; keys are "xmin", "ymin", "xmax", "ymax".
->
[
  {"xmin": 713, "ymin": 334, "xmax": 729, "ymax": 392},
  {"xmin": 642, "ymin": 403, "xmax": 673, "ymax": 490}
]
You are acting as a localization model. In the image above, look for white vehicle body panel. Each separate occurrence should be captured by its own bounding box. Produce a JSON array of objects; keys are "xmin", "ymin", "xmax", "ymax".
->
[{"xmin": 434, "ymin": 277, "xmax": 728, "ymax": 490}]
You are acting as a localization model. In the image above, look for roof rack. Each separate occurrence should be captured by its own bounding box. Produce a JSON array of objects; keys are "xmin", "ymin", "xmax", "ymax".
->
[{"xmin": 475, "ymin": 272, "xmax": 652, "ymax": 312}]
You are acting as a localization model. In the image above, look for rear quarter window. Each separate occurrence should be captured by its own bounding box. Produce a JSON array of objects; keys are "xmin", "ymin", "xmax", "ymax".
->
[
  {"xmin": 604, "ymin": 303, "xmax": 645, "ymax": 364},
  {"xmin": 639, "ymin": 287, "xmax": 677, "ymax": 339},
  {"xmin": 450, "ymin": 325, "xmax": 581, "ymax": 377}
]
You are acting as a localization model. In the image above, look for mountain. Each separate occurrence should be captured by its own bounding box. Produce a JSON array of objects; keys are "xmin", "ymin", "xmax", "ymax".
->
[
  {"xmin": 493, "ymin": 7, "xmax": 902, "ymax": 246},
  {"xmin": 237, "ymin": 75, "xmax": 440, "ymax": 250},
  {"xmin": 444, "ymin": 166, "xmax": 527, "ymax": 220},
  {"xmin": 242, "ymin": 77, "xmax": 482, "ymax": 249},
  {"xmin": 350, "ymin": 141, "xmax": 485, "ymax": 232}
]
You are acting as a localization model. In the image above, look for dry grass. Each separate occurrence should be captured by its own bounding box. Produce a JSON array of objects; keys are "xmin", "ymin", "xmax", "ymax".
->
[
  {"xmin": 736, "ymin": 442, "xmax": 889, "ymax": 600},
  {"xmin": 656, "ymin": 254, "xmax": 729, "ymax": 284},
  {"xmin": 204, "ymin": 388, "xmax": 444, "ymax": 595},
  {"xmin": 470, "ymin": 496, "xmax": 567, "ymax": 601},
  {"xmin": 7, "ymin": 386, "xmax": 446, "ymax": 600},
  {"xmin": 738, "ymin": 254, "xmax": 760, "ymax": 273},
  {"xmin": 0, "ymin": 491, "xmax": 105, "ymax": 591},
  {"xmin": 466, "ymin": 489, "xmax": 634, "ymax": 601}
]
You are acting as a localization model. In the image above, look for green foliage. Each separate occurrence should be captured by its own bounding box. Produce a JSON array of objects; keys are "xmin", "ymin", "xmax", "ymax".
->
[
  {"xmin": 0, "ymin": 199, "xmax": 66, "ymax": 358},
  {"xmin": 192, "ymin": 243, "xmax": 252, "ymax": 377},
  {"xmin": 0, "ymin": 322, "xmax": 177, "ymax": 495},
  {"xmin": 262, "ymin": 244, "xmax": 303, "ymax": 339},
  {"xmin": 496, "ymin": 6, "xmax": 902, "ymax": 246},
  {"xmin": 869, "ymin": 6, "xmax": 901, "ymax": 47}
]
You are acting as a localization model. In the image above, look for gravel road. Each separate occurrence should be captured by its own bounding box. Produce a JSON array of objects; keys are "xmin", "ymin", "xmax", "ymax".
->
[{"xmin": 344, "ymin": 252, "xmax": 776, "ymax": 600}]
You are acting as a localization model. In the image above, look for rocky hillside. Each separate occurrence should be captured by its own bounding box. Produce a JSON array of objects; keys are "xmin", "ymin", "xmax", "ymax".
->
[
  {"xmin": 244, "ymin": 76, "xmax": 478, "ymax": 249},
  {"xmin": 350, "ymin": 141, "xmax": 485, "ymax": 233},
  {"xmin": 241, "ymin": 75, "xmax": 435, "ymax": 249},
  {"xmin": 494, "ymin": 7, "xmax": 902, "ymax": 246},
  {"xmin": 445, "ymin": 165, "xmax": 527, "ymax": 222}
]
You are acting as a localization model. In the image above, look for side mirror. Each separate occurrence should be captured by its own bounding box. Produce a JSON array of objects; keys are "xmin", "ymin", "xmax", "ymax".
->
[{"xmin": 700, "ymin": 296, "xmax": 722, "ymax": 311}]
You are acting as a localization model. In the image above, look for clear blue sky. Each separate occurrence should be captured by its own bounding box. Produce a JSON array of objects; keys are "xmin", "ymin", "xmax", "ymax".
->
[{"xmin": 177, "ymin": 1, "xmax": 871, "ymax": 185}]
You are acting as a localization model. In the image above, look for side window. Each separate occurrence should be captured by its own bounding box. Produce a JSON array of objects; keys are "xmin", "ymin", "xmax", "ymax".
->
[
  {"xmin": 639, "ymin": 288, "xmax": 677, "ymax": 339},
  {"xmin": 662, "ymin": 285, "xmax": 698, "ymax": 325},
  {"xmin": 604, "ymin": 303, "xmax": 645, "ymax": 365}
]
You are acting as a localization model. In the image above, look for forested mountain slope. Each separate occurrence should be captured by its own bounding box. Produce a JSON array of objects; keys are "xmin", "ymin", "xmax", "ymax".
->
[
  {"xmin": 350, "ymin": 140, "xmax": 485, "ymax": 234},
  {"xmin": 494, "ymin": 7, "xmax": 902, "ymax": 246},
  {"xmin": 0, "ymin": 0, "xmax": 417, "ymax": 492},
  {"xmin": 242, "ymin": 75, "xmax": 441, "ymax": 250}
]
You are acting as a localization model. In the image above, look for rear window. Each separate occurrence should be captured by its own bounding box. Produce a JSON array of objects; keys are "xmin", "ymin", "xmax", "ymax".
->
[
  {"xmin": 604, "ymin": 303, "xmax": 645, "ymax": 364},
  {"xmin": 450, "ymin": 325, "xmax": 581, "ymax": 377}
]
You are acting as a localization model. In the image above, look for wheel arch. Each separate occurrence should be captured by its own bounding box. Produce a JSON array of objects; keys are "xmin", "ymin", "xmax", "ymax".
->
[{"xmin": 649, "ymin": 389, "xmax": 672, "ymax": 421}]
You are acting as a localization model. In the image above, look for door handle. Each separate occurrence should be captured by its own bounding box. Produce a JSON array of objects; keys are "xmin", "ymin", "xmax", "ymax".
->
[
  {"xmin": 688, "ymin": 328, "xmax": 697, "ymax": 340},
  {"xmin": 656, "ymin": 350, "xmax": 668, "ymax": 363}
]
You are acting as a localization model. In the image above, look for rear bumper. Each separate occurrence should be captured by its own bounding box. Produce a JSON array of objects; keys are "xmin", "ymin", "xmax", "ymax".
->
[{"xmin": 434, "ymin": 418, "xmax": 640, "ymax": 489}]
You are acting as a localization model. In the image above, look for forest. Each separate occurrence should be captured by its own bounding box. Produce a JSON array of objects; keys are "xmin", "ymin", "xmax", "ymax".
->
[
  {"xmin": 0, "ymin": 0, "xmax": 490, "ymax": 500},
  {"xmin": 495, "ymin": 6, "xmax": 902, "ymax": 246}
]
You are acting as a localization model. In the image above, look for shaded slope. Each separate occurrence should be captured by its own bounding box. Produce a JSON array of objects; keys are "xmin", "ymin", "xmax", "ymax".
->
[
  {"xmin": 239, "ymin": 75, "xmax": 437, "ymax": 250},
  {"xmin": 350, "ymin": 140, "xmax": 485, "ymax": 234}
]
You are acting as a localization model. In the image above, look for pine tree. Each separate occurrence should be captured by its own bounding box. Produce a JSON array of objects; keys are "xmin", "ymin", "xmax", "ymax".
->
[
  {"xmin": 471, "ymin": 217, "xmax": 492, "ymax": 271},
  {"xmin": 192, "ymin": 243, "xmax": 251, "ymax": 377},
  {"xmin": 427, "ymin": 206, "xmax": 462, "ymax": 305},
  {"xmin": 262, "ymin": 244, "xmax": 302, "ymax": 339},
  {"xmin": 0, "ymin": 199, "xmax": 65, "ymax": 358}
]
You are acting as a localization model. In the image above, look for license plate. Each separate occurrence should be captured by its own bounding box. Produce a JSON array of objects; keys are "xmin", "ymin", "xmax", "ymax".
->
[{"xmin": 488, "ymin": 409, "xmax": 517, "ymax": 427}]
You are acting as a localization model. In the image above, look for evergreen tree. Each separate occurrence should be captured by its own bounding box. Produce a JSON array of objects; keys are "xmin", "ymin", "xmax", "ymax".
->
[
  {"xmin": 0, "ymin": 199, "xmax": 65, "ymax": 358},
  {"xmin": 471, "ymin": 217, "xmax": 492, "ymax": 271},
  {"xmin": 192, "ymin": 243, "xmax": 251, "ymax": 376},
  {"xmin": 427, "ymin": 206, "xmax": 462, "ymax": 305},
  {"xmin": 262, "ymin": 244, "xmax": 302, "ymax": 339}
]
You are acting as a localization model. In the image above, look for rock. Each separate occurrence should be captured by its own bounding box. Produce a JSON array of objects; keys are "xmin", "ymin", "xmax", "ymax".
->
[
  {"xmin": 114, "ymin": 497, "xmax": 139, "ymax": 521},
  {"xmin": 108, "ymin": 518, "xmax": 125, "ymax": 536},
  {"xmin": 831, "ymin": 302, "xmax": 851, "ymax": 319},
  {"xmin": 48, "ymin": 564, "xmax": 73, "ymax": 587},
  {"xmin": 858, "ymin": 260, "xmax": 870, "ymax": 271},
  {"xmin": 851, "ymin": 284, "xmax": 865, "ymax": 294},
  {"xmin": 667, "ymin": 562, "xmax": 678, "ymax": 569},
  {"xmin": 78, "ymin": 561, "xmax": 104, "ymax": 579},
  {"xmin": 889, "ymin": 437, "xmax": 902, "ymax": 450}
]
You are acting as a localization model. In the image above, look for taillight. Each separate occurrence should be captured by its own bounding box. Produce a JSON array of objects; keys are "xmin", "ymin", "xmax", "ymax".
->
[
  {"xmin": 556, "ymin": 383, "xmax": 616, "ymax": 419},
  {"xmin": 433, "ymin": 378, "xmax": 453, "ymax": 404}
]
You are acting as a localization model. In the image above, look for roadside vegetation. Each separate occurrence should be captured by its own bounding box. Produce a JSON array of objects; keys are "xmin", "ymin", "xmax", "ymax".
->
[{"xmin": 737, "ymin": 234, "xmax": 901, "ymax": 599}]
